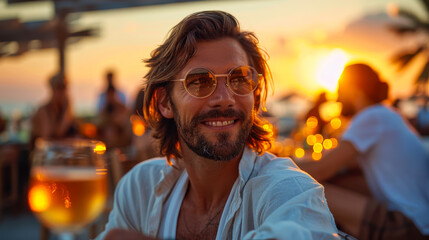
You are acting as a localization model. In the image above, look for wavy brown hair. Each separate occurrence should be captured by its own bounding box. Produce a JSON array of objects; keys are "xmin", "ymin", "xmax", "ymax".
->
[{"xmin": 143, "ymin": 10, "xmax": 273, "ymax": 162}]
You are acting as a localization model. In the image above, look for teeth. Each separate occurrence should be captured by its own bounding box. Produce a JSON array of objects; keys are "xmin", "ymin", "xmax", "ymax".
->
[{"xmin": 205, "ymin": 120, "xmax": 234, "ymax": 127}]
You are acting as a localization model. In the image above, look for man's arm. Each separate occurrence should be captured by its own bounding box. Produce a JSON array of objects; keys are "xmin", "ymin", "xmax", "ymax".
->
[
  {"xmin": 243, "ymin": 174, "xmax": 341, "ymax": 240},
  {"xmin": 298, "ymin": 140, "xmax": 359, "ymax": 182}
]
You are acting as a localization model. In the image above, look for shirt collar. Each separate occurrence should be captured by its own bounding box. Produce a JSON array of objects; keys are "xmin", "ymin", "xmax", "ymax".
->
[{"xmin": 155, "ymin": 147, "xmax": 257, "ymax": 196}]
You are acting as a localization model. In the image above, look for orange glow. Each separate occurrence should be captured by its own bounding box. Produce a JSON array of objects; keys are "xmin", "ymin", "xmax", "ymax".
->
[
  {"xmin": 331, "ymin": 138, "xmax": 338, "ymax": 148},
  {"xmin": 306, "ymin": 135, "xmax": 316, "ymax": 146},
  {"xmin": 263, "ymin": 124, "xmax": 271, "ymax": 131},
  {"xmin": 312, "ymin": 152, "xmax": 322, "ymax": 161},
  {"xmin": 64, "ymin": 196, "xmax": 72, "ymax": 209},
  {"xmin": 96, "ymin": 168, "xmax": 108, "ymax": 175},
  {"xmin": 313, "ymin": 142, "xmax": 323, "ymax": 153},
  {"xmin": 132, "ymin": 120, "xmax": 146, "ymax": 136},
  {"xmin": 80, "ymin": 123, "xmax": 97, "ymax": 139},
  {"xmin": 315, "ymin": 134, "xmax": 324, "ymax": 143},
  {"xmin": 94, "ymin": 142, "xmax": 106, "ymax": 154},
  {"xmin": 295, "ymin": 148, "xmax": 305, "ymax": 158},
  {"xmin": 28, "ymin": 184, "xmax": 51, "ymax": 212},
  {"xmin": 323, "ymin": 139, "xmax": 333, "ymax": 149},
  {"xmin": 319, "ymin": 101, "xmax": 342, "ymax": 122},
  {"xmin": 306, "ymin": 116, "xmax": 318, "ymax": 129},
  {"xmin": 387, "ymin": 2, "xmax": 399, "ymax": 17},
  {"xmin": 315, "ymin": 49, "xmax": 348, "ymax": 92},
  {"xmin": 330, "ymin": 117, "xmax": 342, "ymax": 129}
]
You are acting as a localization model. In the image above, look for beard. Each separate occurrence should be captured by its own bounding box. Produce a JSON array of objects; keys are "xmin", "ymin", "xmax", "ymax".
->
[{"xmin": 172, "ymin": 105, "xmax": 253, "ymax": 161}]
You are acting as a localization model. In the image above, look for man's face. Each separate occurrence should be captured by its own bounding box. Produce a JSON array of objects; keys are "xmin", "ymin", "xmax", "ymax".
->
[{"xmin": 169, "ymin": 38, "xmax": 255, "ymax": 161}]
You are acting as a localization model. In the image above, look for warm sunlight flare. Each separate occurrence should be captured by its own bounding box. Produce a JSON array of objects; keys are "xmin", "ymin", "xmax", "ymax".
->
[
  {"xmin": 315, "ymin": 49, "xmax": 348, "ymax": 92},
  {"xmin": 94, "ymin": 142, "xmax": 106, "ymax": 154},
  {"xmin": 312, "ymin": 152, "xmax": 322, "ymax": 161},
  {"xmin": 28, "ymin": 184, "xmax": 51, "ymax": 212},
  {"xmin": 319, "ymin": 101, "xmax": 342, "ymax": 122},
  {"xmin": 306, "ymin": 116, "xmax": 318, "ymax": 129},
  {"xmin": 306, "ymin": 135, "xmax": 316, "ymax": 146},
  {"xmin": 295, "ymin": 148, "xmax": 305, "ymax": 158}
]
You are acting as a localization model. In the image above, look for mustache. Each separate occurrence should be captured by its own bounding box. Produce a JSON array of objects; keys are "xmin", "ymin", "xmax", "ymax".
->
[{"xmin": 191, "ymin": 109, "xmax": 245, "ymax": 126}]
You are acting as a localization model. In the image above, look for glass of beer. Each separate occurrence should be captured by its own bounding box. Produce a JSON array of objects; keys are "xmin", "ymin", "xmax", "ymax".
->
[{"xmin": 28, "ymin": 138, "xmax": 108, "ymax": 239}]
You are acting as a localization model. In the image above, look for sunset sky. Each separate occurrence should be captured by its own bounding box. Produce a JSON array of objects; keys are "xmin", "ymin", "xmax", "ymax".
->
[{"xmin": 0, "ymin": 0, "xmax": 426, "ymax": 117}]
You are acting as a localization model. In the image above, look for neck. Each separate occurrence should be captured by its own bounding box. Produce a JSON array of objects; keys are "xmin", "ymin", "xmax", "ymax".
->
[{"xmin": 180, "ymin": 144, "xmax": 241, "ymax": 212}]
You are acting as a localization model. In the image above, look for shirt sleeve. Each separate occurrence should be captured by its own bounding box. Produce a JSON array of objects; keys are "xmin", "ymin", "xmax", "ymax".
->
[
  {"xmin": 243, "ymin": 175, "xmax": 341, "ymax": 240},
  {"xmin": 342, "ymin": 110, "xmax": 383, "ymax": 153}
]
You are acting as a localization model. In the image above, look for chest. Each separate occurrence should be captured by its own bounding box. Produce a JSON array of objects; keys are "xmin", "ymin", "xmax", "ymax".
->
[{"xmin": 176, "ymin": 204, "xmax": 223, "ymax": 240}]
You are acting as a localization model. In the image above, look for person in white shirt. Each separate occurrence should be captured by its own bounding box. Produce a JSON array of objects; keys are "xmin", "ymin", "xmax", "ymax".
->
[
  {"xmin": 97, "ymin": 10, "xmax": 340, "ymax": 240},
  {"xmin": 300, "ymin": 63, "xmax": 429, "ymax": 240}
]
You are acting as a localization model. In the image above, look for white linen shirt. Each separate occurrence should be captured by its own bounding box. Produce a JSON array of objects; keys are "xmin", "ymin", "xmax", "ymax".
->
[{"xmin": 96, "ymin": 147, "xmax": 340, "ymax": 239}]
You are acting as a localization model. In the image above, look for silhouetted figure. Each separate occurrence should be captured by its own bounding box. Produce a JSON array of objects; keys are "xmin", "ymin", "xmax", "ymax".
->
[
  {"xmin": 97, "ymin": 70, "xmax": 126, "ymax": 112},
  {"xmin": 30, "ymin": 73, "xmax": 76, "ymax": 149},
  {"xmin": 97, "ymin": 85, "xmax": 132, "ymax": 149},
  {"xmin": 300, "ymin": 63, "xmax": 429, "ymax": 239}
]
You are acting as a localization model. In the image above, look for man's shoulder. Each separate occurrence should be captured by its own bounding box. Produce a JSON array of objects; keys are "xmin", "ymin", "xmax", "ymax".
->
[
  {"xmin": 119, "ymin": 157, "xmax": 169, "ymax": 184},
  {"xmin": 244, "ymin": 152, "xmax": 323, "ymax": 201},
  {"xmin": 255, "ymin": 152, "xmax": 309, "ymax": 178},
  {"xmin": 249, "ymin": 152, "xmax": 318, "ymax": 186}
]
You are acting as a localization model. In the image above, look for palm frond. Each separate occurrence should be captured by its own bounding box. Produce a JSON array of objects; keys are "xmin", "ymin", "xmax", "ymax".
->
[
  {"xmin": 392, "ymin": 46, "xmax": 425, "ymax": 69},
  {"xmin": 398, "ymin": 9, "xmax": 426, "ymax": 25}
]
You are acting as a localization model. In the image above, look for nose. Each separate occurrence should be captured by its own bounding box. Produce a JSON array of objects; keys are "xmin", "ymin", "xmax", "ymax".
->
[{"xmin": 207, "ymin": 77, "xmax": 235, "ymax": 108}]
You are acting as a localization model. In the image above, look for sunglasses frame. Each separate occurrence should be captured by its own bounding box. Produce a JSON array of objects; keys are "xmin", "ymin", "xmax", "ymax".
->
[{"xmin": 171, "ymin": 65, "xmax": 262, "ymax": 99}]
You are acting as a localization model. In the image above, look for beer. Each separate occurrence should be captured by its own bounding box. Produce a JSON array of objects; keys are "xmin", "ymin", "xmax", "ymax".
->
[{"xmin": 28, "ymin": 166, "xmax": 107, "ymax": 233}]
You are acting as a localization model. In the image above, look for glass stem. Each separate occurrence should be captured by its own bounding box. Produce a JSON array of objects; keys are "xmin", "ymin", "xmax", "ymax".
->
[{"xmin": 58, "ymin": 232, "xmax": 75, "ymax": 240}]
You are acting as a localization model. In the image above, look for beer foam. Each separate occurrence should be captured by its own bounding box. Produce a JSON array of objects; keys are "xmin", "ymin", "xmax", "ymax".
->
[{"xmin": 32, "ymin": 166, "xmax": 105, "ymax": 180}]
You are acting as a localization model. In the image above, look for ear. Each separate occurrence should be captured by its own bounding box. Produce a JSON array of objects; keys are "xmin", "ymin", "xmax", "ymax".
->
[{"xmin": 158, "ymin": 87, "xmax": 174, "ymax": 119}]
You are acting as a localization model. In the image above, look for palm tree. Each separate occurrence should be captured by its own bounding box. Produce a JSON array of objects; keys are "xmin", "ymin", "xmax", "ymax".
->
[{"xmin": 390, "ymin": 0, "xmax": 429, "ymax": 96}]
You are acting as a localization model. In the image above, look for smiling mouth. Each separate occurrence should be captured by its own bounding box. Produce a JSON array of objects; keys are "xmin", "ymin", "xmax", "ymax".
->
[{"xmin": 203, "ymin": 120, "xmax": 236, "ymax": 127}]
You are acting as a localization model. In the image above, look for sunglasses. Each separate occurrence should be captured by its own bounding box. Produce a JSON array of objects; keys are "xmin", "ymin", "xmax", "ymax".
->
[{"xmin": 171, "ymin": 65, "xmax": 262, "ymax": 98}]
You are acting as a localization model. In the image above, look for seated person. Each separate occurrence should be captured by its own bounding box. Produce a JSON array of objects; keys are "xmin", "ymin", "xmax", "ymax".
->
[
  {"xmin": 97, "ymin": 85, "xmax": 132, "ymax": 149},
  {"xmin": 31, "ymin": 73, "xmax": 76, "ymax": 149},
  {"xmin": 97, "ymin": 70, "xmax": 126, "ymax": 113},
  {"xmin": 299, "ymin": 63, "xmax": 429, "ymax": 240}
]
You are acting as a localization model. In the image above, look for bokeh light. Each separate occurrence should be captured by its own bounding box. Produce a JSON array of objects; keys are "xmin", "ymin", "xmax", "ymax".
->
[{"xmin": 295, "ymin": 148, "xmax": 305, "ymax": 158}]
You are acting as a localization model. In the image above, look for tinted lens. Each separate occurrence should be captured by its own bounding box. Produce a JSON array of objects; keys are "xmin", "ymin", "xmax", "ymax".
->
[
  {"xmin": 228, "ymin": 66, "xmax": 258, "ymax": 95},
  {"xmin": 184, "ymin": 68, "xmax": 216, "ymax": 98}
]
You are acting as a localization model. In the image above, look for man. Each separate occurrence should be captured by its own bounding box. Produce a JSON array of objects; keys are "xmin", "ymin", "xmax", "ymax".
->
[
  {"xmin": 299, "ymin": 63, "xmax": 429, "ymax": 240},
  {"xmin": 30, "ymin": 72, "xmax": 76, "ymax": 149},
  {"xmin": 97, "ymin": 70, "xmax": 127, "ymax": 112},
  {"xmin": 97, "ymin": 11, "xmax": 339, "ymax": 240}
]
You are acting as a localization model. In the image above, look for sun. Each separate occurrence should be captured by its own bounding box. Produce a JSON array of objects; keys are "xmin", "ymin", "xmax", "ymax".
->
[{"xmin": 315, "ymin": 49, "xmax": 348, "ymax": 92}]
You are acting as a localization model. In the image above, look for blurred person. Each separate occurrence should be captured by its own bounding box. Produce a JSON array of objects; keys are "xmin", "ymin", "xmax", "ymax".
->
[
  {"xmin": 30, "ymin": 72, "xmax": 76, "ymax": 149},
  {"xmin": 96, "ymin": 10, "xmax": 340, "ymax": 240},
  {"xmin": 97, "ymin": 70, "xmax": 127, "ymax": 112},
  {"xmin": 299, "ymin": 63, "xmax": 429, "ymax": 239},
  {"xmin": 97, "ymin": 85, "xmax": 133, "ymax": 149}
]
